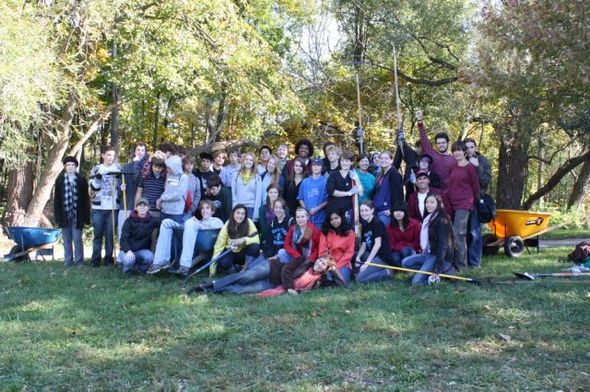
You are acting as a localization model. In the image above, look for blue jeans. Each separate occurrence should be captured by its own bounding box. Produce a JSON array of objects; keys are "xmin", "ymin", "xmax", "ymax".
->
[
  {"xmin": 91, "ymin": 209, "xmax": 118, "ymax": 266},
  {"xmin": 326, "ymin": 267, "xmax": 351, "ymax": 285},
  {"xmin": 377, "ymin": 211, "xmax": 391, "ymax": 226},
  {"xmin": 152, "ymin": 216, "xmax": 185, "ymax": 266},
  {"xmin": 277, "ymin": 249, "xmax": 294, "ymax": 264},
  {"xmin": 402, "ymin": 253, "xmax": 455, "ymax": 285},
  {"xmin": 118, "ymin": 249, "xmax": 154, "ymax": 273},
  {"xmin": 391, "ymin": 246, "xmax": 416, "ymax": 267},
  {"xmin": 356, "ymin": 257, "xmax": 392, "ymax": 284},
  {"xmin": 213, "ymin": 256, "xmax": 275, "ymax": 294},
  {"xmin": 62, "ymin": 219, "xmax": 83, "ymax": 266},
  {"xmin": 467, "ymin": 209, "xmax": 482, "ymax": 267},
  {"xmin": 217, "ymin": 243, "xmax": 261, "ymax": 271}
]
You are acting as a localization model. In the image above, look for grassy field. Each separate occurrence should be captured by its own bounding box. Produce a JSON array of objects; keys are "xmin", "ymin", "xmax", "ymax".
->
[{"xmin": 1, "ymin": 249, "xmax": 589, "ymax": 391}]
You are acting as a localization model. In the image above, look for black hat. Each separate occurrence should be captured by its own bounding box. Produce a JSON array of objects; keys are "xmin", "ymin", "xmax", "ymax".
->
[
  {"xmin": 419, "ymin": 154, "xmax": 433, "ymax": 163},
  {"xmin": 392, "ymin": 202, "xmax": 407, "ymax": 212},
  {"xmin": 63, "ymin": 156, "xmax": 79, "ymax": 167}
]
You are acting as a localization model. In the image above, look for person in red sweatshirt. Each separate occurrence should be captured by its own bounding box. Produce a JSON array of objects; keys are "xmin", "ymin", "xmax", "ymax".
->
[
  {"xmin": 318, "ymin": 209, "xmax": 356, "ymax": 285},
  {"xmin": 416, "ymin": 110, "xmax": 456, "ymax": 188},
  {"xmin": 386, "ymin": 202, "xmax": 421, "ymax": 267},
  {"xmin": 446, "ymin": 141, "xmax": 480, "ymax": 268}
]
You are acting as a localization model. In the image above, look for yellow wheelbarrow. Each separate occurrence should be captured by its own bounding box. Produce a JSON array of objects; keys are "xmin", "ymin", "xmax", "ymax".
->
[{"xmin": 483, "ymin": 209, "xmax": 556, "ymax": 257}]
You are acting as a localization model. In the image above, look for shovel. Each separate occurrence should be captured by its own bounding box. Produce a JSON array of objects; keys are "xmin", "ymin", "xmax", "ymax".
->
[
  {"xmin": 513, "ymin": 271, "xmax": 590, "ymax": 281},
  {"xmin": 364, "ymin": 262, "xmax": 480, "ymax": 284}
]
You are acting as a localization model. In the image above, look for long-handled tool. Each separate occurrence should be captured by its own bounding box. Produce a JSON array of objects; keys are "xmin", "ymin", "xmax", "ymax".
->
[
  {"xmin": 182, "ymin": 247, "xmax": 235, "ymax": 286},
  {"xmin": 182, "ymin": 231, "xmax": 259, "ymax": 285},
  {"xmin": 109, "ymin": 176, "xmax": 118, "ymax": 263},
  {"xmin": 513, "ymin": 271, "xmax": 590, "ymax": 281},
  {"xmin": 392, "ymin": 43, "xmax": 404, "ymax": 159},
  {"xmin": 364, "ymin": 262, "xmax": 480, "ymax": 284}
]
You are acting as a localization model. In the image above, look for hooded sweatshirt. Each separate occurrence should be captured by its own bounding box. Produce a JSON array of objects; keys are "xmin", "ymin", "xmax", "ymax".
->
[{"xmin": 160, "ymin": 156, "xmax": 189, "ymax": 215}]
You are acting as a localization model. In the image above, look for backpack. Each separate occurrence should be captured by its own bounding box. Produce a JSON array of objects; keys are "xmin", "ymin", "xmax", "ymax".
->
[
  {"xmin": 477, "ymin": 193, "xmax": 496, "ymax": 224},
  {"xmin": 567, "ymin": 241, "xmax": 590, "ymax": 263}
]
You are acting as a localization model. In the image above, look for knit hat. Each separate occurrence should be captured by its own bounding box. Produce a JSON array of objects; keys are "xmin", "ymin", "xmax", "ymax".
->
[{"xmin": 62, "ymin": 156, "xmax": 79, "ymax": 167}]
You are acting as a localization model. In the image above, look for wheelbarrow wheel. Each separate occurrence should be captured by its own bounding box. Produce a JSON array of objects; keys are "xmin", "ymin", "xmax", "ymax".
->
[
  {"xmin": 8, "ymin": 245, "xmax": 29, "ymax": 262},
  {"xmin": 504, "ymin": 236, "xmax": 525, "ymax": 258},
  {"xmin": 482, "ymin": 234, "xmax": 499, "ymax": 256}
]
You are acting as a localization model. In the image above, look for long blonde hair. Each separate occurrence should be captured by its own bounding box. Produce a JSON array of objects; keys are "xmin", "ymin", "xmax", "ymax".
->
[{"xmin": 239, "ymin": 152, "xmax": 257, "ymax": 178}]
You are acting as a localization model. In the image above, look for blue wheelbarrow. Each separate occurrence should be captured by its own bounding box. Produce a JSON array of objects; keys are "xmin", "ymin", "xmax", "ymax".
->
[{"xmin": 3, "ymin": 227, "xmax": 61, "ymax": 262}]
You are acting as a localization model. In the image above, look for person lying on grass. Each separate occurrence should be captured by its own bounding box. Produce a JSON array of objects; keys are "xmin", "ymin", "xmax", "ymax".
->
[
  {"xmin": 188, "ymin": 254, "xmax": 285, "ymax": 295},
  {"xmin": 401, "ymin": 194, "xmax": 457, "ymax": 285},
  {"xmin": 354, "ymin": 200, "xmax": 396, "ymax": 284},
  {"xmin": 256, "ymin": 254, "xmax": 347, "ymax": 297}
]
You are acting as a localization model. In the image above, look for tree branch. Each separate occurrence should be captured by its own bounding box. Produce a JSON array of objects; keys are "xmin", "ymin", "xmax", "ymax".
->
[
  {"xmin": 68, "ymin": 108, "xmax": 112, "ymax": 157},
  {"xmin": 522, "ymin": 150, "xmax": 590, "ymax": 210}
]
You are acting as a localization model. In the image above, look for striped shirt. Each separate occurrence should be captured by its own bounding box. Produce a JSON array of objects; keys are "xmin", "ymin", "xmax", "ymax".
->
[{"xmin": 138, "ymin": 173, "xmax": 166, "ymax": 210}]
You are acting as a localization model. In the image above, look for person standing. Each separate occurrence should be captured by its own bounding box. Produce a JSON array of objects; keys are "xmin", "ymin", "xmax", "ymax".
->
[
  {"xmin": 297, "ymin": 158, "xmax": 328, "ymax": 228},
  {"xmin": 118, "ymin": 142, "xmax": 149, "ymax": 240},
  {"xmin": 416, "ymin": 110, "xmax": 456, "ymax": 187},
  {"xmin": 232, "ymin": 152, "xmax": 258, "ymax": 218},
  {"xmin": 89, "ymin": 145, "xmax": 122, "ymax": 267},
  {"xmin": 446, "ymin": 141, "xmax": 480, "ymax": 269},
  {"xmin": 465, "ymin": 138, "xmax": 492, "ymax": 268},
  {"xmin": 53, "ymin": 156, "xmax": 90, "ymax": 267},
  {"xmin": 372, "ymin": 151, "xmax": 404, "ymax": 226},
  {"xmin": 326, "ymin": 151, "xmax": 363, "ymax": 224}
]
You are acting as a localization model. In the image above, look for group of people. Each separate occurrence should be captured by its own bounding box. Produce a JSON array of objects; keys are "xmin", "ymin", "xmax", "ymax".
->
[{"xmin": 53, "ymin": 111, "xmax": 491, "ymax": 293}]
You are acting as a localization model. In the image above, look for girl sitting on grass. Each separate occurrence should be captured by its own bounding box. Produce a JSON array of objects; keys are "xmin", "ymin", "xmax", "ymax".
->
[
  {"xmin": 401, "ymin": 194, "xmax": 457, "ymax": 285},
  {"xmin": 354, "ymin": 200, "xmax": 396, "ymax": 284}
]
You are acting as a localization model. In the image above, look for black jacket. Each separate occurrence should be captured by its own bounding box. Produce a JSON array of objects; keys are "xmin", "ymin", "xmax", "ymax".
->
[
  {"xmin": 53, "ymin": 172, "xmax": 91, "ymax": 229},
  {"xmin": 120, "ymin": 211, "xmax": 161, "ymax": 252},
  {"xmin": 427, "ymin": 213, "xmax": 456, "ymax": 273}
]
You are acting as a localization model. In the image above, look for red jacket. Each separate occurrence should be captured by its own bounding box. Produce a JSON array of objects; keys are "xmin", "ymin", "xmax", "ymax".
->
[
  {"xmin": 386, "ymin": 218, "xmax": 421, "ymax": 252},
  {"xmin": 283, "ymin": 222, "xmax": 322, "ymax": 261},
  {"xmin": 318, "ymin": 230, "xmax": 356, "ymax": 269},
  {"xmin": 407, "ymin": 187, "xmax": 452, "ymax": 221}
]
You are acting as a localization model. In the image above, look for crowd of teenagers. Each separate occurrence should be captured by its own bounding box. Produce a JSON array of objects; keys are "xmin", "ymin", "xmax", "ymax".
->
[{"xmin": 53, "ymin": 111, "xmax": 492, "ymax": 293}]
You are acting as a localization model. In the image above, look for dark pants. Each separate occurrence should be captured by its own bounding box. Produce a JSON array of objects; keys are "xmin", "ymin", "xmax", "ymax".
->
[
  {"xmin": 217, "ymin": 243, "xmax": 261, "ymax": 272},
  {"xmin": 467, "ymin": 209, "xmax": 482, "ymax": 267},
  {"xmin": 91, "ymin": 209, "xmax": 118, "ymax": 266}
]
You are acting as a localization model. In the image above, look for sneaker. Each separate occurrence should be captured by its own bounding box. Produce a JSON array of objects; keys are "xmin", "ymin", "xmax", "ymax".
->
[
  {"xmin": 147, "ymin": 263, "xmax": 170, "ymax": 274},
  {"xmin": 187, "ymin": 282, "xmax": 213, "ymax": 294},
  {"xmin": 178, "ymin": 266, "xmax": 190, "ymax": 277}
]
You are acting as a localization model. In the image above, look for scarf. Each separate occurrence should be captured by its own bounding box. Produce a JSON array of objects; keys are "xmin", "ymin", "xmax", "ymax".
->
[
  {"xmin": 291, "ymin": 225, "xmax": 312, "ymax": 258},
  {"xmin": 420, "ymin": 212, "xmax": 437, "ymax": 253},
  {"xmin": 64, "ymin": 173, "xmax": 78, "ymax": 221}
]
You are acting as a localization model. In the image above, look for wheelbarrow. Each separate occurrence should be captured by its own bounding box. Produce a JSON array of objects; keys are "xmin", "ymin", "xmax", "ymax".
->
[
  {"xmin": 3, "ymin": 227, "xmax": 61, "ymax": 262},
  {"xmin": 482, "ymin": 209, "xmax": 555, "ymax": 257}
]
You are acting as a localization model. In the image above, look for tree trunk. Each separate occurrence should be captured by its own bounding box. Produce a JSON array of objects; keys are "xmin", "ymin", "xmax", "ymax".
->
[
  {"xmin": 566, "ymin": 153, "xmax": 590, "ymax": 210},
  {"xmin": 496, "ymin": 135, "xmax": 529, "ymax": 209},
  {"xmin": 2, "ymin": 161, "xmax": 35, "ymax": 227},
  {"xmin": 523, "ymin": 151, "xmax": 590, "ymax": 210}
]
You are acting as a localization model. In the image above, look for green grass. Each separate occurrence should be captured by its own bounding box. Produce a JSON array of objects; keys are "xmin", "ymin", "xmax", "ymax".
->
[
  {"xmin": 542, "ymin": 228, "xmax": 589, "ymax": 240},
  {"xmin": 1, "ymin": 249, "xmax": 589, "ymax": 391}
]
